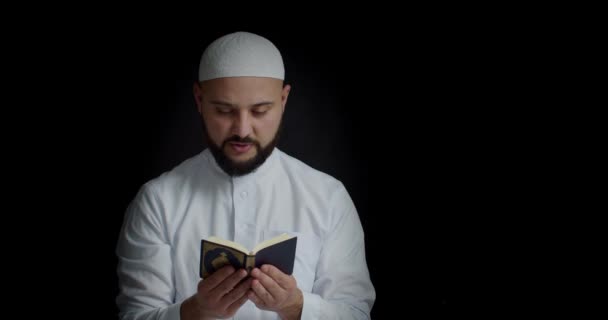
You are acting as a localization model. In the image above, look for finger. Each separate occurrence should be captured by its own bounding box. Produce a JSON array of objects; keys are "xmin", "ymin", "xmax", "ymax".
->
[
  {"xmin": 211, "ymin": 268, "xmax": 249, "ymax": 297},
  {"xmin": 199, "ymin": 265, "xmax": 236, "ymax": 292},
  {"xmin": 260, "ymin": 264, "xmax": 296, "ymax": 290},
  {"xmin": 250, "ymin": 277, "xmax": 275, "ymax": 305},
  {"xmin": 226, "ymin": 294, "xmax": 249, "ymax": 315},
  {"xmin": 251, "ymin": 268, "xmax": 282, "ymax": 300},
  {"xmin": 221, "ymin": 277, "xmax": 252, "ymax": 308},
  {"xmin": 248, "ymin": 290, "xmax": 264, "ymax": 307}
]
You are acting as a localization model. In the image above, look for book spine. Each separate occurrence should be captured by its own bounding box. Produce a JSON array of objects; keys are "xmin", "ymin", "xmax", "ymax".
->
[{"xmin": 245, "ymin": 255, "xmax": 255, "ymax": 273}]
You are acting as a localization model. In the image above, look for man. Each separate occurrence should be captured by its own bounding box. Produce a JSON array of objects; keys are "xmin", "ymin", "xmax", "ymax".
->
[{"xmin": 116, "ymin": 31, "xmax": 375, "ymax": 320}]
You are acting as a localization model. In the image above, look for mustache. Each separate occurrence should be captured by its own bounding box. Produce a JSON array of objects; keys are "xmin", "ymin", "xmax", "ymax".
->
[{"xmin": 223, "ymin": 135, "xmax": 257, "ymax": 145}]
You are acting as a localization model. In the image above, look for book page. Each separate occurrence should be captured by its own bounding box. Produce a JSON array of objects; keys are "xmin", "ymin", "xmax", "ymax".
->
[
  {"xmin": 252, "ymin": 233, "xmax": 294, "ymax": 254},
  {"xmin": 207, "ymin": 236, "xmax": 249, "ymax": 254}
]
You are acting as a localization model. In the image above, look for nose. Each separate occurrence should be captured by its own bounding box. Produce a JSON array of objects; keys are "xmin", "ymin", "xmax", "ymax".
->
[{"xmin": 231, "ymin": 110, "xmax": 252, "ymax": 138}]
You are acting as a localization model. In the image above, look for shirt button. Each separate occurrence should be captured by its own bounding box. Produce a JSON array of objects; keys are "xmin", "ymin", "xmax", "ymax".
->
[{"xmin": 240, "ymin": 191, "xmax": 248, "ymax": 199}]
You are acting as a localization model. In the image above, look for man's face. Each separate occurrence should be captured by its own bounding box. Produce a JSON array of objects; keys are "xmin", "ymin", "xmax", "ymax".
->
[{"xmin": 194, "ymin": 77, "xmax": 290, "ymax": 176}]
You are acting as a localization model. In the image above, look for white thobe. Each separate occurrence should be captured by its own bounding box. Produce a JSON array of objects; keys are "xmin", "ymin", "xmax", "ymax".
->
[{"xmin": 116, "ymin": 148, "xmax": 375, "ymax": 319}]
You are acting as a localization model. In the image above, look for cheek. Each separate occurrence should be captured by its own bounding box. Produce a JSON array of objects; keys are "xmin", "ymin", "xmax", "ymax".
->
[
  {"xmin": 255, "ymin": 117, "xmax": 281, "ymax": 140},
  {"xmin": 205, "ymin": 118, "xmax": 230, "ymax": 141}
]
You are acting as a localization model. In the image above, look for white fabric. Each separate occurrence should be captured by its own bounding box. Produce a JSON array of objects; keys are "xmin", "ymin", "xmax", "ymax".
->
[
  {"xmin": 198, "ymin": 32, "xmax": 285, "ymax": 82},
  {"xmin": 116, "ymin": 148, "xmax": 375, "ymax": 320}
]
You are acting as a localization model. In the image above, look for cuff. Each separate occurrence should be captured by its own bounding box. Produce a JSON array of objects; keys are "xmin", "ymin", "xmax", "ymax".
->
[
  {"xmin": 160, "ymin": 302, "xmax": 182, "ymax": 320},
  {"xmin": 300, "ymin": 292, "xmax": 321, "ymax": 320}
]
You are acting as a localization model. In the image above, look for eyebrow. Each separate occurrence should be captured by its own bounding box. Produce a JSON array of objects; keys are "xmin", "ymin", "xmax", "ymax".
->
[{"xmin": 209, "ymin": 100, "xmax": 274, "ymax": 108}]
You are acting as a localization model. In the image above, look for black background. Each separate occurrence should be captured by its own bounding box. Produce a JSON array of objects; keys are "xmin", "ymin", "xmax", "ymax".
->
[{"xmin": 6, "ymin": 12, "xmax": 519, "ymax": 318}]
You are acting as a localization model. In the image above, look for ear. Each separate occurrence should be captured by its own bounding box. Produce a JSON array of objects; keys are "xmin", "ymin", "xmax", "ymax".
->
[
  {"xmin": 193, "ymin": 82, "xmax": 203, "ymax": 114},
  {"xmin": 281, "ymin": 84, "xmax": 291, "ymax": 112}
]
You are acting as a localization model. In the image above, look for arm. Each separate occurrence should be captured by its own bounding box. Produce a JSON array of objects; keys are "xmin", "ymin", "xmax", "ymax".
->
[
  {"xmin": 249, "ymin": 183, "xmax": 376, "ymax": 319},
  {"xmin": 115, "ymin": 183, "xmax": 180, "ymax": 320},
  {"xmin": 116, "ymin": 184, "xmax": 253, "ymax": 320},
  {"xmin": 301, "ymin": 183, "xmax": 376, "ymax": 319}
]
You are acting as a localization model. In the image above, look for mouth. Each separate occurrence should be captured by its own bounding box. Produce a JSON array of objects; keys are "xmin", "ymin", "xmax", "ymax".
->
[{"xmin": 228, "ymin": 142, "xmax": 253, "ymax": 154}]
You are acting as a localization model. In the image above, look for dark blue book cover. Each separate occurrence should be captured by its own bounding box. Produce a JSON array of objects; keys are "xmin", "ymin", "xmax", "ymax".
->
[{"xmin": 200, "ymin": 234, "xmax": 297, "ymax": 278}]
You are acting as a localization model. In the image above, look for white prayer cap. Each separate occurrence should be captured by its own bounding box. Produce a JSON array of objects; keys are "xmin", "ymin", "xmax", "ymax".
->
[{"xmin": 198, "ymin": 31, "xmax": 284, "ymax": 82}]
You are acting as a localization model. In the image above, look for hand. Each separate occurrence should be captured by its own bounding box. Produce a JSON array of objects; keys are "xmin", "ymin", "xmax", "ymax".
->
[
  {"xmin": 248, "ymin": 265, "xmax": 303, "ymax": 320},
  {"xmin": 181, "ymin": 265, "xmax": 252, "ymax": 320}
]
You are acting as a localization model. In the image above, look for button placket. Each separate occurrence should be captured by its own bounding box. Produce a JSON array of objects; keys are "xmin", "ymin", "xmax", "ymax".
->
[{"xmin": 233, "ymin": 179, "xmax": 256, "ymax": 247}]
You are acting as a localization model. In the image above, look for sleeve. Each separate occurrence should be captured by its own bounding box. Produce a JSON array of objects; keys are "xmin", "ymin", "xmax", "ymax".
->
[
  {"xmin": 300, "ymin": 183, "xmax": 376, "ymax": 320},
  {"xmin": 115, "ymin": 182, "xmax": 181, "ymax": 320}
]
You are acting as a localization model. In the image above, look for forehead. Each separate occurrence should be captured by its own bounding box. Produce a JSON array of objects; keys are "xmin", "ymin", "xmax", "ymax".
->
[{"xmin": 200, "ymin": 77, "xmax": 283, "ymax": 99}]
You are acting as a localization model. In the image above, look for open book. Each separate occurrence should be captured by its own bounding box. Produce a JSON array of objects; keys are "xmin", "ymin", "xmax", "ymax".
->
[{"xmin": 200, "ymin": 233, "xmax": 297, "ymax": 279}]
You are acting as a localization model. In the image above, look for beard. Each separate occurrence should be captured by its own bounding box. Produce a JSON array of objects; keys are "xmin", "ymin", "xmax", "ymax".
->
[{"xmin": 202, "ymin": 121, "xmax": 282, "ymax": 177}]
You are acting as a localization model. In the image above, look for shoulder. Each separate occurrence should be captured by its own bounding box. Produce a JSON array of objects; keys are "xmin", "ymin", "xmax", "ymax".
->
[
  {"xmin": 275, "ymin": 149, "xmax": 359, "ymax": 233},
  {"xmin": 275, "ymin": 149, "xmax": 347, "ymax": 196},
  {"xmin": 140, "ymin": 150, "xmax": 208, "ymax": 196}
]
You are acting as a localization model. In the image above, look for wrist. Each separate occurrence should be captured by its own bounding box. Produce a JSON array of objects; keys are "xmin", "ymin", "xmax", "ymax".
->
[
  {"xmin": 180, "ymin": 295, "xmax": 213, "ymax": 320},
  {"xmin": 278, "ymin": 289, "xmax": 303, "ymax": 320},
  {"xmin": 180, "ymin": 296, "xmax": 197, "ymax": 320}
]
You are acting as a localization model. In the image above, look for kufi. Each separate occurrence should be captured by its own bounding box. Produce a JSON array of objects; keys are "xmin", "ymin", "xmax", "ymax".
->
[{"xmin": 198, "ymin": 31, "xmax": 284, "ymax": 81}]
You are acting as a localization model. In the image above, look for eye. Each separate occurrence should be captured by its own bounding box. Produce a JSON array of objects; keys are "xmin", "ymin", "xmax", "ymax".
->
[
  {"xmin": 216, "ymin": 107, "xmax": 232, "ymax": 114},
  {"xmin": 252, "ymin": 106, "xmax": 269, "ymax": 116}
]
